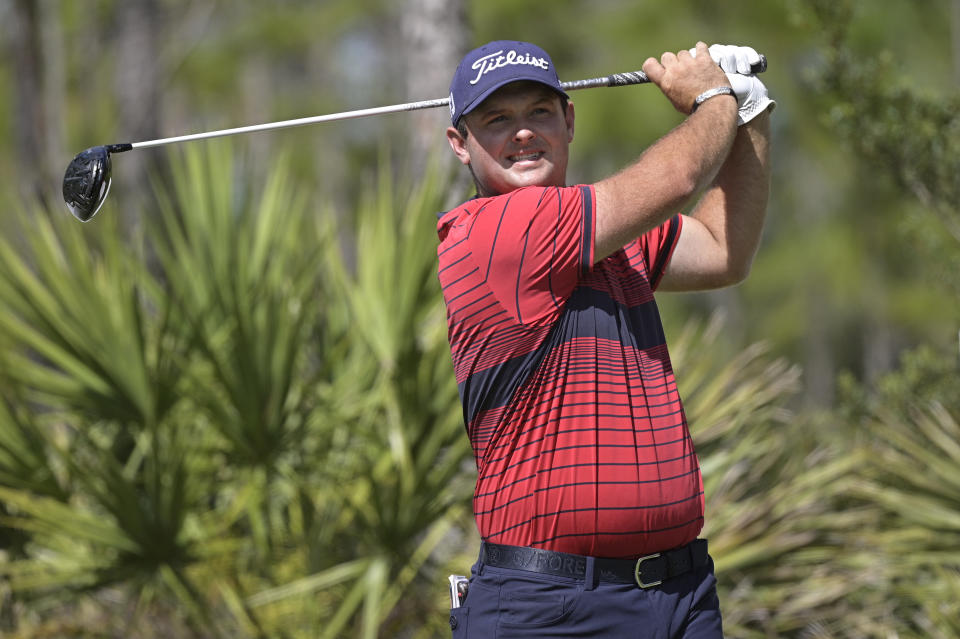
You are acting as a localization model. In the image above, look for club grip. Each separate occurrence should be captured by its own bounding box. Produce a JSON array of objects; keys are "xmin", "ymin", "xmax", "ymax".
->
[
  {"xmin": 751, "ymin": 55, "xmax": 767, "ymax": 74},
  {"xmin": 561, "ymin": 54, "xmax": 767, "ymax": 92}
]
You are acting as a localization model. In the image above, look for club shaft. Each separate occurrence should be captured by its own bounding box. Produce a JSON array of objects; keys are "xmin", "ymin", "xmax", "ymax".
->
[
  {"xmin": 130, "ymin": 98, "xmax": 452, "ymax": 149},
  {"xmin": 124, "ymin": 71, "xmax": 652, "ymax": 151},
  {"xmin": 122, "ymin": 57, "xmax": 765, "ymax": 151}
]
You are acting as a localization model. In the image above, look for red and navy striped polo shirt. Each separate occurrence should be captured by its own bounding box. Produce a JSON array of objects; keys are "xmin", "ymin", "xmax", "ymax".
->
[{"xmin": 436, "ymin": 184, "xmax": 702, "ymax": 558}]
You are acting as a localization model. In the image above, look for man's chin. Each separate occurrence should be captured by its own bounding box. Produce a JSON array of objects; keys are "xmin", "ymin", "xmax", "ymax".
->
[
  {"xmin": 476, "ymin": 168, "xmax": 563, "ymax": 196},
  {"xmin": 507, "ymin": 166, "xmax": 559, "ymax": 189}
]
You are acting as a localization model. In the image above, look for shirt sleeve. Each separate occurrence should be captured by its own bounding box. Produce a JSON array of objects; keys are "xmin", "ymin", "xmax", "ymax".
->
[
  {"xmin": 465, "ymin": 185, "xmax": 595, "ymax": 325},
  {"xmin": 639, "ymin": 214, "xmax": 683, "ymax": 291}
]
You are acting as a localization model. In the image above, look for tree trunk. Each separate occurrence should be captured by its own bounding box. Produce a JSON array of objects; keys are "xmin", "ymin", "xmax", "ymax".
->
[
  {"xmin": 953, "ymin": 0, "xmax": 960, "ymax": 85},
  {"xmin": 399, "ymin": 0, "xmax": 469, "ymax": 170},
  {"xmin": 114, "ymin": 0, "xmax": 165, "ymax": 235},
  {"xmin": 803, "ymin": 291, "xmax": 836, "ymax": 408},
  {"xmin": 8, "ymin": 0, "xmax": 63, "ymax": 208}
]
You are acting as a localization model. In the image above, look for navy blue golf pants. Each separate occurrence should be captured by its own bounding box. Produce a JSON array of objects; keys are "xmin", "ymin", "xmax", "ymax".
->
[{"xmin": 448, "ymin": 546, "xmax": 723, "ymax": 638}]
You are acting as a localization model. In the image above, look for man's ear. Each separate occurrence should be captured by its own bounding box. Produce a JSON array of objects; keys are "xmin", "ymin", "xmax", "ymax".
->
[
  {"xmin": 565, "ymin": 100, "xmax": 575, "ymax": 143},
  {"xmin": 446, "ymin": 126, "xmax": 471, "ymax": 166}
]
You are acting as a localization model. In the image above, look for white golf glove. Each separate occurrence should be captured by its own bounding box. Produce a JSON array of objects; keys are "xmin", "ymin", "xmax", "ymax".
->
[
  {"xmin": 690, "ymin": 43, "xmax": 775, "ymax": 126},
  {"xmin": 697, "ymin": 44, "xmax": 763, "ymax": 75}
]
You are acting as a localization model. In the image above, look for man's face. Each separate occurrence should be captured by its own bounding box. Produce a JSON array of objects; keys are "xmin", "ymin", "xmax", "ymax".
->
[{"xmin": 447, "ymin": 82, "xmax": 575, "ymax": 197}]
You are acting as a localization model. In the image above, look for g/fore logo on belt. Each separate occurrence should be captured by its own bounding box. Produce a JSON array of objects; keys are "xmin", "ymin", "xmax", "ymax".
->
[
  {"xmin": 469, "ymin": 50, "xmax": 550, "ymax": 85},
  {"xmin": 489, "ymin": 546, "xmax": 587, "ymax": 577}
]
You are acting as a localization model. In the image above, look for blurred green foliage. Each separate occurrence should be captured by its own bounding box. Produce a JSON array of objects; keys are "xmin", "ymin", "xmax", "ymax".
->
[
  {"xmin": 0, "ymin": 143, "xmax": 471, "ymax": 638},
  {"xmin": 1, "ymin": 0, "xmax": 958, "ymax": 636}
]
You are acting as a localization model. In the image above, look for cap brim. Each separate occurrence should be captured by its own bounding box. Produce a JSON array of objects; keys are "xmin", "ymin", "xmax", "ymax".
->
[{"xmin": 457, "ymin": 76, "xmax": 570, "ymax": 124}]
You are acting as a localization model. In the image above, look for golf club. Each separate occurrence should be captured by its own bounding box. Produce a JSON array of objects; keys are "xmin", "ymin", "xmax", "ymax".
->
[{"xmin": 62, "ymin": 56, "xmax": 766, "ymax": 222}]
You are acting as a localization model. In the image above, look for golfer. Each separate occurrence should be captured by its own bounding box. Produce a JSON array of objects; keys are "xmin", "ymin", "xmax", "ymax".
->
[{"xmin": 437, "ymin": 40, "xmax": 773, "ymax": 637}]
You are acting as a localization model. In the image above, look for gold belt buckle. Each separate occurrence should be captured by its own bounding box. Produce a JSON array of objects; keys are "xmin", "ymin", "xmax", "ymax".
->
[{"xmin": 634, "ymin": 553, "xmax": 662, "ymax": 588}]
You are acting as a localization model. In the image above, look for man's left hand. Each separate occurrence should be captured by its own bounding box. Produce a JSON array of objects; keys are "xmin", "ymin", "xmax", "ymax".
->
[
  {"xmin": 690, "ymin": 43, "xmax": 775, "ymax": 126},
  {"xmin": 690, "ymin": 44, "xmax": 763, "ymax": 75}
]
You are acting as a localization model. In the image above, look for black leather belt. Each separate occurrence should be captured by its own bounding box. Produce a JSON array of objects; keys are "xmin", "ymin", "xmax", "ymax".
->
[{"xmin": 481, "ymin": 539, "xmax": 709, "ymax": 589}]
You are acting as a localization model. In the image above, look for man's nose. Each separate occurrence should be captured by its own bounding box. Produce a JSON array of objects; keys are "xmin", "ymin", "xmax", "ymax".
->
[{"xmin": 513, "ymin": 125, "xmax": 536, "ymax": 142}]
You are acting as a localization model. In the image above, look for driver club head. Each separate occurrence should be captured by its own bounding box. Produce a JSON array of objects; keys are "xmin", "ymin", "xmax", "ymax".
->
[{"xmin": 62, "ymin": 146, "xmax": 112, "ymax": 222}]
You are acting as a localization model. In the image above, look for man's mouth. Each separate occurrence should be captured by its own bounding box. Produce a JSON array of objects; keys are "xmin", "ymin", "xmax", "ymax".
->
[{"xmin": 508, "ymin": 151, "xmax": 544, "ymax": 163}]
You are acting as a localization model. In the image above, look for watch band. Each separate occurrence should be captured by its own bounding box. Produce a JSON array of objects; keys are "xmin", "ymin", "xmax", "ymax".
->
[{"xmin": 691, "ymin": 86, "xmax": 736, "ymax": 112}]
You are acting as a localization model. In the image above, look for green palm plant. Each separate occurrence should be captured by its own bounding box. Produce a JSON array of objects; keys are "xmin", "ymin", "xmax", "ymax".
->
[
  {"xmin": 0, "ymin": 142, "xmax": 363, "ymax": 637},
  {"xmin": 672, "ymin": 315, "xmax": 960, "ymax": 638},
  {"xmin": 0, "ymin": 193, "xmax": 225, "ymax": 635},
  {"xmin": 153, "ymin": 145, "xmax": 320, "ymax": 470},
  {"xmin": 0, "ymin": 388, "xmax": 67, "ymax": 584},
  {"xmin": 0, "ymin": 390, "xmax": 64, "ymax": 501},
  {"xmin": 0, "ymin": 141, "xmax": 474, "ymax": 638},
  {"xmin": 843, "ymin": 402, "xmax": 960, "ymax": 638},
  {"xmin": 0, "ymin": 204, "xmax": 178, "ymax": 429},
  {"xmin": 233, "ymin": 157, "xmax": 472, "ymax": 639},
  {"xmin": 669, "ymin": 315, "xmax": 873, "ymax": 637},
  {"xmin": 148, "ymin": 144, "xmax": 329, "ymax": 577}
]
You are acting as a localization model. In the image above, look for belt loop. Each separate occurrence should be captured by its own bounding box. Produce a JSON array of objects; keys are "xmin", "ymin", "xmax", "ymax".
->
[
  {"xmin": 477, "ymin": 541, "xmax": 486, "ymax": 576},
  {"xmin": 584, "ymin": 556, "xmax": 597, "ymax": 591}
]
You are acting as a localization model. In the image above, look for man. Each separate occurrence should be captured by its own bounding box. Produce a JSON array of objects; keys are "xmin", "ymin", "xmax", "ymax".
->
[{"xmin": 437, "ymin": 39, "xmax": 773, "ymax": 638}]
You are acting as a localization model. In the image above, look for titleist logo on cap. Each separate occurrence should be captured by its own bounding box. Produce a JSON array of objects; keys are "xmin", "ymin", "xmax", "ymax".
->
[
  {"xmin": 448, "ymin": 40, "xmax": 566, "ymax": 125},
  {"xmin": 469, "ymin": 49, "xmax": 550, "ymax": 85}
]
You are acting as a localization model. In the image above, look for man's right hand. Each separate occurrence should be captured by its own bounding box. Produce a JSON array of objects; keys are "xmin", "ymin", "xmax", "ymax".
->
[{"xmin": 642, "ymin": 41, "xmax": 734, "ymax": 115}]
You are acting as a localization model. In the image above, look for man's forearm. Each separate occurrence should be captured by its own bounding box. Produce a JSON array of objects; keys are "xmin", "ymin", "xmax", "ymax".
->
[
  {"xmin": 688, "ymin": 109, "xmax": 771, "ymax": 282},
  {"xmin": 593, "ymin": 96, "xmax": 739, "ymax": 261}
]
